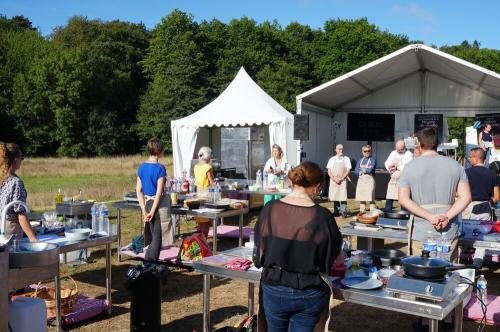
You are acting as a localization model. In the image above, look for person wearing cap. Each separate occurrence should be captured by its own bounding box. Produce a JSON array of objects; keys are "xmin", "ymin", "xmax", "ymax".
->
[
  {"xmin": 326, "ymin": 144, "xmax": 351, "ymax": 216},
  {"xmin": 354, "ymin": 145, "xmax": 377, "ymax": 213},
  {"xmin": 383, "ymin": 140, "xmax": 413, "ymax": 212}
]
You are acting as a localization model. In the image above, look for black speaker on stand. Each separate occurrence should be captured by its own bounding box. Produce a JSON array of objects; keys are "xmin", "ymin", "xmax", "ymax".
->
[{"xmin": 294, "ymin": 114, "xmax": 309, "ymax": 162}]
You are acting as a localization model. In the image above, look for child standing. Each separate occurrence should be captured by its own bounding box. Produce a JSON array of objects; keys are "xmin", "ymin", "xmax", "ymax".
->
[{"xmin": 136, "ymin": 138, "xmax": 173, "ymax": 262}]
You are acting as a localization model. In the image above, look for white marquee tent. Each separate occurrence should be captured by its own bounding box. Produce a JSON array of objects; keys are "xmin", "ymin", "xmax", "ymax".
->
[
  {"xmin": 171, "ymin": 67, "xmax": 295, "ymax": 178},
  {"xmin": 296, "ymin": 44, "xmax": 500, "ymax": 167}
]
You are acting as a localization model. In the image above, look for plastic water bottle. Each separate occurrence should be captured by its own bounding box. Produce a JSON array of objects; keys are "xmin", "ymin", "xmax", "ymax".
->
[
  {"xmin": 423, "ymin": 231, "xmax": 438, "ymax": 257},
  {"xmin": 477, "ymin": 274, "xmax": 488, "ymax": 306},
  {"xmin": 100, "ymin": 203, "xmax": 110, "ymax": 235},
  {"xmin": 256, "ymin": 169, "xmax": 263, "ymax": 189},
  {"xmin": 369, "ymin": 265, "xmax": 378, "ymax": 279},
  {"xmin": 437, "ymin": 232, "xmax": 452, "ymax": 261},
  {"xmin": 215, "ymin": 182, "xmax": 221, "ymax": 202},
  {"xmin": 263, "ymin": 173, "xmax": 268, "ymax": 187},
  {"xmin": 91, "ymin": 203, "xmax": 98, "ymax": 234},
  {"xmin": 208, "ymin": 186, "xmax": 215, "ymax": 204}
]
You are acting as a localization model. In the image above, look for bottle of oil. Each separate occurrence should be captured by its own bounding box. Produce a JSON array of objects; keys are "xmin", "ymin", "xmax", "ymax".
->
[{"xmin": 55, "ymin": 188, "xmax": 63, "ymax": 204}]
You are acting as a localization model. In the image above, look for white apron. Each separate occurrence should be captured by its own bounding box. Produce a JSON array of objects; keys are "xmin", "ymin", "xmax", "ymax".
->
[
  {"xmin": 355, "ymin": 158, "xmax": 375, "ymax": 202},
  {"xmin": 386, "ymin": 154, "xmax": 403, "ymax": 200},
  {"xmin": 329, "ymin": 157, "xmax": 347, "ymax": 201}
]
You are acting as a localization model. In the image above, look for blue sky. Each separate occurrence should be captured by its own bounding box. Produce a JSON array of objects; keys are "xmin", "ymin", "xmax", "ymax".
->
[{"xmin": 2, "ymin": 0, "xmax": 499, "ymax": 49}]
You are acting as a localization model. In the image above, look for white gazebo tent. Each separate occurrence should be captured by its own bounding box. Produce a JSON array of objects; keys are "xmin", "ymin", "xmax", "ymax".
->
[
  {"xmin": 171, "ymin": 67, "xmax": 296, "ymax": 178},
  {"xmin": 296, "ymin": 44, "xmax": 500, "ymax": 167}
]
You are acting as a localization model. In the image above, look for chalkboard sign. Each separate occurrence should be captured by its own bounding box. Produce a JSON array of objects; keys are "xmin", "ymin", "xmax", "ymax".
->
[
  {"xmin": 414, "ymin": 114, "xmax": 443, "ymax": 142},
  {"xmin": 347, "ymin": 113, "xmax": 395, "ymax": 142},
  {"xmin": 475, "ymin": 113, "xmax": 500, "ymax": 136}
]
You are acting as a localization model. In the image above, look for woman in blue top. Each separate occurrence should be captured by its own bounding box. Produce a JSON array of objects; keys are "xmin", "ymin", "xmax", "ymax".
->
[
  {"xmin": 136, "ymin": 138, "xmax": 173, "ymax": 262},
  {"xmin": 354, "ymin": 145, "xmax": 377, "ymax": 213}
]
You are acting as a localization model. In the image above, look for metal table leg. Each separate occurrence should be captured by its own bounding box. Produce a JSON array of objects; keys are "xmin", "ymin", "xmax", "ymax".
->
[
  {"xmin": 116, "ymin": 208, "xmax": 122, "ymax": 262},
  {"xmin": 239, "ymin": 214, "xmax": 243, "ymax": 247},
  {"xmin": 55, "ymin": 273, "xmax": 61, "ymax": 332},
  {"xmin": 106, "ymin": 243, "xmax": 112, "ymax": 314},
  {"xmin": 212, "ymin": 218, "xmax": 218, "ymax": 254},
  {"xmin": 367, "ymin": 238, "xmax": 373, "ymax": 252},
  {"xmin": 429, "ymin": 319, "xmax": 439, "ymax": 332},
  {"xmin": 454, "ymin": 300, "xmax": 464, "ymax": 332},
  {"xmin": 203, "ymin": 274, "xmax": 211, "ymax": 332},
  {"xmin": 248, "ymin": 283, "xmax": 254, "ymax": 316}
]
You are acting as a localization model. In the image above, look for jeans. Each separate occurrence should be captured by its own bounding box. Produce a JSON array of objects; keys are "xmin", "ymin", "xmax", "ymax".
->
[
  {"xmin": 384, "ymin": 199, "xmax": 394, "ymax": 212},
  {"xmin": 262, "ymin": 283, "xmax": 328, "ymax": 332}
]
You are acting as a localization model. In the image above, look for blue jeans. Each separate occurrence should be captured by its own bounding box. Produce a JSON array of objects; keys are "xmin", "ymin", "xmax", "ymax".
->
[{"xmin": 262, "ymin": 283, "xmax": 328, "ymax": 332}]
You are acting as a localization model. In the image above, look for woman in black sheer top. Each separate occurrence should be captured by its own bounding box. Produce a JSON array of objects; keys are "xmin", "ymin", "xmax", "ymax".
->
[{"xmin": 253, "ymin": 161, "xmax": 343, "ymax": 332}]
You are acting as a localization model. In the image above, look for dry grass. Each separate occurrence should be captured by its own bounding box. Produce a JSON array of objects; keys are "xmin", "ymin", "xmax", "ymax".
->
[{"xmin": 16, "ymin": 155, "xmax": 173, "ymax": 210}]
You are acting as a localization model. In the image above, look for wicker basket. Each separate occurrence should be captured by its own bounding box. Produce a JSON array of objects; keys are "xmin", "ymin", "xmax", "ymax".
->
[{"xmin": 32, "ymin": 276, "xmax": 78, "ymax": 319}]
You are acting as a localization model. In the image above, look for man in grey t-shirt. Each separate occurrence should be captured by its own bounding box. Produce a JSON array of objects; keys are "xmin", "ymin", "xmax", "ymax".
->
[{"xmin": 399, "ymin": 128, "xmax": 471, "ymax": 253}]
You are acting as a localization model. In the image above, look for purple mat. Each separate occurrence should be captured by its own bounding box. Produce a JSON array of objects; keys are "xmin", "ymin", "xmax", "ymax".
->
[
  {"xmin": 463, "ymin": 294, "xmax": 500, "ymax": 326},
  {"xmin": 208, "ymin": 225, "xmax": 253, "ymax": 239},
  {"xmin": 58, "ymin": 295, "xmax": 108, "ymax": 324},
  {"xmin": 121, "ymin": 245, "xmax": 179, "ymax": 263}
]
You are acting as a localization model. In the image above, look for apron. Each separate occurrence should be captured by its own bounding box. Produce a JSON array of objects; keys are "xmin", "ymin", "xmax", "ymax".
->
[
  {"xmin": 145, "ymin": 193, "xmax": 174, "ymax": 246},
  {"xmin": 462, "ymin": 201, "xmax": 493, "ymax": 221},
  {"xmin": 329, "ymin": 157, "xmax": 347, "ymax": 201},
  {"xmin": 355, "ymin": 158, "xmax": 375, "ymax": 202},
  {"xmin": 385, "ymin": 154, "xmax": 403, "ymax": 200}
]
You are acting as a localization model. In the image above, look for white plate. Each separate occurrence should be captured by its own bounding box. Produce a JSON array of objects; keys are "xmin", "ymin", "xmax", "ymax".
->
[{"xmin": 340, "ymin": 277, "xmax": 383, "ymax": 290}]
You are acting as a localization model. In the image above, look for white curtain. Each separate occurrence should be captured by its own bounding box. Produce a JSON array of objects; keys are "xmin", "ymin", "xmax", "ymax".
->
[
  {"xmin": 269, "ymin": 121, "xmax": 287, "ymax": 159},
  {"xmin": 171, "ymin": 125, "xmax": 199, "ymax": 178}
]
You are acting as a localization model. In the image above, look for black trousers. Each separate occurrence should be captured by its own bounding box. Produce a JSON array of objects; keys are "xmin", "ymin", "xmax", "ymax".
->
[{"xmin": 144, "ymin": 199, "xmax": 162, "ymax": 262}]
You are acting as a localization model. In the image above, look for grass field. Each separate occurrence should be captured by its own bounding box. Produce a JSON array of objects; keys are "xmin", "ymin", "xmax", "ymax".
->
[
  {"xmin": 18, "ymin": 155, "xmax": 173, "ymax": 210},
  {"xmin": 9, "ymin": 156, "xmax": 499, "ymax": 331}
]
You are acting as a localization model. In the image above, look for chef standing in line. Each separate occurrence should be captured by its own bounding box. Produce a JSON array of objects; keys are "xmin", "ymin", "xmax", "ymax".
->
[
  {"xmin": 384, "ymin": 140, "xmax": 413, "ymax": 212},
  {"xmin": 327, "ymin": 144, "xmax": 352, "ymax": 216},
  {"xmin": 354, "ymin": 145, "xmax": 377, "ymax": 213}
]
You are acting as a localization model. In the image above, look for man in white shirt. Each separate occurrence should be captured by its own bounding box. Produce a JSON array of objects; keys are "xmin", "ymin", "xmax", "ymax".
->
[
  {"xmin": 327, "ymin": 144, "xmax": 352, "ymax": 216},
  {"xmin": 384, "ymin": 140, "xmax": 413, "ymax": 212}
]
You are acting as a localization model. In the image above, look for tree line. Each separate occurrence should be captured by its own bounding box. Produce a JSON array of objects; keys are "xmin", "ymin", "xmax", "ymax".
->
[{"xmin": 1, "ymin": 10, "xmax": 499, "ymax": 157}]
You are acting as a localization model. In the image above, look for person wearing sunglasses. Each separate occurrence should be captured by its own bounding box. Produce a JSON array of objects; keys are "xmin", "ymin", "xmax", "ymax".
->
[{"xmin": 354, "ymin": 145, "xmax": 377, "ymax": 213}]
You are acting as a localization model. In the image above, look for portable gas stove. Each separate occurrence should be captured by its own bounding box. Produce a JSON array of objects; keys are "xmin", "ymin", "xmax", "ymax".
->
[
  {"xmin": 386, "ymin": 269, "xmax": 474, "ymax": 303},
  {"xmin": 375, "ymin": 217, "xmax": 408, "ymax": 230}
]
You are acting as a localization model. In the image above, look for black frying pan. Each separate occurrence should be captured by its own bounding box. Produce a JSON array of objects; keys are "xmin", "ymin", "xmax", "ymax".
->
[
  {"xmin": 384, "ymin": 209, "xmax": 410, "ymax": 220},
  {"xmin": 370, "ymin": 249, "xmax": 407, "ymax": 267},
  {"xmin": 402, "ymin": 250, "xmax": 476, "ymax": 279}
]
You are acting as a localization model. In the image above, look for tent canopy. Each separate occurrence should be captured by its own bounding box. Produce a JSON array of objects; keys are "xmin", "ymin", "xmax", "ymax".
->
[
  {"xmin": 296, "ymin": 44, "xmax": 500, "ymax": 168},
  {"xmin": 297, "ymin": 44, "xmax": 500, "ymax": 113},
  {"xmin": 171, "ymin": 67, "xmax": 294, "ymax": 177}
]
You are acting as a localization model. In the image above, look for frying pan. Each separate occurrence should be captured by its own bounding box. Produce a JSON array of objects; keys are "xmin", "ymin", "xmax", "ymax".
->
[
  {"xmin": 369, "ymin": 249, "xmax": 407, "ymax": 267},
  {"xmin": 383, "ymin": 209, "xmax": 410, "ymax": 220},
  {"xmin": 402, "ymin": 250, "xmax": 476, "ymax": 279}
]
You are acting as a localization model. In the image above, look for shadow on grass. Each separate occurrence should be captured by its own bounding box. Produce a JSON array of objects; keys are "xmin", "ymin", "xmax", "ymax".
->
[{"xmin": 161, "ymin": 305, "xmax": 248, "ymax": 331}]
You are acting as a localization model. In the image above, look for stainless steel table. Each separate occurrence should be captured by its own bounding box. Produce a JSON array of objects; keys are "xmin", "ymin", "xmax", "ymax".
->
[
  {"xmin": 223, "ymin": 189, "xmax": 290, "ymax": 196},
  {"xmin": 40, "ymin": 234, "xmax": 117, "ymax": 331},
  {"xmin": 194, "ymin": 248, "xmax": 472, "ymax": 332},
  {"xmin": 112, "ymin": 200, "xmax": 249, "ymax": 260}
]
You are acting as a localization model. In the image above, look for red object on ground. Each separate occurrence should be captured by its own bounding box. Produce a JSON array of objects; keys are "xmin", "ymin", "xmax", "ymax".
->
[{"xmin": 492, "ymin": 221, "xmax": 500, "ymax": 233}]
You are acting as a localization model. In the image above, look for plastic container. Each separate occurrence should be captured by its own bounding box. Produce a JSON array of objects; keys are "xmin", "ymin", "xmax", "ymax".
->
[
  {"xmin": 8, "ymin": 297, "xmax": 47, "ymax": 332},
  {"xmin": 477, "ymin": 274, "xmax": 488, "ymax": 306},
  {"xmin": 437, "ymin": 232, "xmax": 452, "ymax": 261},
  {"xmin": 256, "ymin": 169, "xmax": 263, "ymax": 189},
  {"xmin": 423, "ymin": 231, "xmax": 438, "ymax": 257},
  {"xmin": 91, "ymin": 203, "xmax": 98, "ymax": 234},
  {"xmin": 100, "ymin": 203, "xmax": 110, "ymax": 235}
]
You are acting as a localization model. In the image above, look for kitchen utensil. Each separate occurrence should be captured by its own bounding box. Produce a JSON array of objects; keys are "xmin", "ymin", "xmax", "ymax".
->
[
  {"xmin": 64, "ymin": 228, "xmax": 92, "ymax": 241},
  {"xmin": 356, "ymin": 213, "xmax": 378, "ymax": 224},
  {"xmin": 383, "ymin": 209, "xmax": 410, "ymax": 220},
  {"xmin": 341, "ymin": 276, "xmax": 382, "ymax": 290},
  {"xmin": 402, "ymin": 250, "xmax": 476, "ymax": 279},
  {"xmin": 369, "ymin": 249, "xmax": 407, "ymax": 267}
]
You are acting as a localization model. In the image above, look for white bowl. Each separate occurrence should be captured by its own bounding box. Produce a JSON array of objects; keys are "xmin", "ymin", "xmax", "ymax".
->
[{"xmin": 65, "ymin": 228, "xmax": 92, "ymax": 241}]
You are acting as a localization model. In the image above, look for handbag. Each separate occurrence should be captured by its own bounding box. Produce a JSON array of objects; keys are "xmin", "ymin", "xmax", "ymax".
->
[{"xmin": 177, "ymin": 233, "xmax": 212, "ymax": 263}]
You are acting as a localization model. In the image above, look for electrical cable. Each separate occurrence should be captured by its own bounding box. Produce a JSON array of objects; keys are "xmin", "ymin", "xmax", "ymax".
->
[{"xmin": 459, "ymin": 275, "xmax": 487, "ymax": 332}]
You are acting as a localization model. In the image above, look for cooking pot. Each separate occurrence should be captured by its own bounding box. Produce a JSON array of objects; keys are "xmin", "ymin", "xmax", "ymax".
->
[
  {"xmin": 402, "ymin": 250, "xmax": 475, "ymax": 279},
  {"xmin": 369, "ymin": 249, "xmax": 407, "ymax": 267},
  {"xmin": 383, "ymin": 209, "xmax": 410, "ymax": 220}
]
